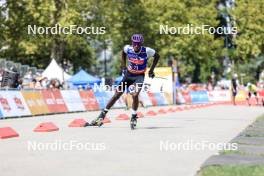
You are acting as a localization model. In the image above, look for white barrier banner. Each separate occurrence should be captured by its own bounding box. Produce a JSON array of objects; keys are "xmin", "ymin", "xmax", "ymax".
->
[
  {"xmin": 60, "ymin": 90, "xmax": 85, "ymax": 112},
  {"xmin": 0, "ymin": 91, "xmax": 31, "ymax": 117},
  {"xmin": 139, "ymin": 91, "xmax": 153, "ymax": 106},
  {"xmin": 144, "ymin": 67, "xmax": 173, "ymax": 93},
  {"xmin": 208, "ymin": 90, "xmax": 231, "ymax": 102}
]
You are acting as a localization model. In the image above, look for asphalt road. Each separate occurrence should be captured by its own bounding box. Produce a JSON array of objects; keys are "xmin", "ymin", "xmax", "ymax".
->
[{"xmin": 0, "ymin": 105, "xmax": 263, "ymax": 176}]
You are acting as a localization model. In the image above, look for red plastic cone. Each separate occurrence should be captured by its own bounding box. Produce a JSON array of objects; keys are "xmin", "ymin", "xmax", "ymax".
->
[
  {"xmin": 137, "ymin": 112, "xmax": 144, "ymax": 118},
  {"xmin": 158, "ymin": 108, "xmax": 167, "ymax": 114},
  {"xmin": 69, "ymin": 119, "xmax": 88, "ymax": 127},
  {"xmin": 198, "ymin": 104, "xmax": 203, "ymax": 108},
  {"xmin": 0, "ymin": 127, "xmax": 19, "ymax": 139},
  {"xmin": 34, "ymin": 122, "xmax": 59, "ymax": 132},
  {"xmin": 116, "ymin": 113, "xmax": 129, "ymax": 120},
  {"xmin": 146, "ymin": 110, "xmax": 157, "ymax": 116},
  {"xmin": 103, "ymin": 117, "xmax": 111, "ymax": 123},
  {"xmin": 175, "ymin": 107, "xmax": 183, "ymax": 111},
  {"xmin": 191, "ymin": 105, "xmax": 197, "ymax": 109},
  {"xmin": 184, "ymin": 106, "xmax": 190, "ymax": 110},
  {"xmin": 167, "ymin": 108, "xmax": 176, "ymax": 113}
]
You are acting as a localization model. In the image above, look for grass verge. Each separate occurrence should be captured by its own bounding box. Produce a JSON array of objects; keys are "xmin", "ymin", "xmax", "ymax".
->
[{"xmin": 198, "ymin": 165, "xmax": 264, "ymax": 176}]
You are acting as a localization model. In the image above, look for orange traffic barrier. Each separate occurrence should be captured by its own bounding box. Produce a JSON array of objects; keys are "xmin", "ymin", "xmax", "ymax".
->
[
  {"xmin": 34, "ymin": 122, "xmax": 59, "ymax": 132},
  {"xmin": 0, "ymin": 127, "xmax": 19, "ymax": 139},
  {"xmin": 69, "ymin": 119, "xmax": 88, "ymax": 127}
]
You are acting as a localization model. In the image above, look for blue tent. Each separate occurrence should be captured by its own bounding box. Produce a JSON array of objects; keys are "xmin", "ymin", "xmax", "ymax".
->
[{"xmin": 67, "ymin": 69, "xmax": 101, "ymax": 88}]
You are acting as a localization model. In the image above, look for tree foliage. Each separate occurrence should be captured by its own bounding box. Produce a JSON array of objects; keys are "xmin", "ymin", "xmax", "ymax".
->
[{"xmin": 0, "ymin": 0, "xmax": 263, "ymax": 82}]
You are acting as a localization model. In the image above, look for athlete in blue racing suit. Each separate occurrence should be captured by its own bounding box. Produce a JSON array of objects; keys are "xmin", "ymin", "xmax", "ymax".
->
[{"xmin": 87, "ymin": 34, "xmax": 160, "ymax": 128}]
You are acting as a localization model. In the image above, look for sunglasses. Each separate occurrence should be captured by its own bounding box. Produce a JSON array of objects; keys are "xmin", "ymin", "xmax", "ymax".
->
[{"xmin": 132, "ymin": 42, "xmax": 141, "ymax": 47}]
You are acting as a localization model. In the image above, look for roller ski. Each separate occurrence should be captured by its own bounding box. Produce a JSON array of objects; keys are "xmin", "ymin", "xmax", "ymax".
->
[
  {"xmin": 84, "ymin": 111, "xmax": 106, "ymax": 127},
  {"xmin": 130, "ymin": 114, "xmax": 138, "ymax": 130}
]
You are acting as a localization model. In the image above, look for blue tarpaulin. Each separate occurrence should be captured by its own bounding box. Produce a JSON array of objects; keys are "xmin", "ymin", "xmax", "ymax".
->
[{"xmin": 67, "ymin": 69, "xmax": 101, "ymax": 88}]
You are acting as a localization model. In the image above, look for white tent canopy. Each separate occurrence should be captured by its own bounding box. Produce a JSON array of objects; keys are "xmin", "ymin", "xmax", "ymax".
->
[{"xmin": 42, "ymin": 59, "xmax": 71, "ymax": 82}]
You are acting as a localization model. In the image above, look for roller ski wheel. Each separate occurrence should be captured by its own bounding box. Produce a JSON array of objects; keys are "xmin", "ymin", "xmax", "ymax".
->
[
  {"xmin": 130, "ymin": 115, "xmax": 138, "ymax": 130},
  {"xmin": 84, "ymin": 111, "xmax": 106, "ymax": 127}
]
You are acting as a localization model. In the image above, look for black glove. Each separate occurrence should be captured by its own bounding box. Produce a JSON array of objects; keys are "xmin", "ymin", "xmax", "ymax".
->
[
  {"xmin": 148, "ymin": 71, "xmax": 155, "ymax": 78},
  {"xmin": 122, "ymin": 68, "xmax": 127, "ymax": 76}
]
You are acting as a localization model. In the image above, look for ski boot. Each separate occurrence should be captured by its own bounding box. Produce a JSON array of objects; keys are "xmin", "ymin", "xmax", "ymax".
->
[
  {"xmin": 130, "ymin": 114, "xmax": 138, "ymax": 130},
  {"xmin": 85, "ymin": 111, "xmax": 106, "ymax": 127}
]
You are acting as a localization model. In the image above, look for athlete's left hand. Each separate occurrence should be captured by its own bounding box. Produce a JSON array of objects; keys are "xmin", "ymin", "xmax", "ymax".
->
[{"xmin": 148, "ymin": 71, "xmax": 155, "ymax": 78}]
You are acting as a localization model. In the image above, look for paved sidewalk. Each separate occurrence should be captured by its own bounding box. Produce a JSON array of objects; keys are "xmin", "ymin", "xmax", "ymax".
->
[
  {"xmin": 200, "ymin": 113, "xmax": 264, "ymax": 170},
  {"xmin": 1, "ymin": 105, "xmax": 263, "ymax": 176}
]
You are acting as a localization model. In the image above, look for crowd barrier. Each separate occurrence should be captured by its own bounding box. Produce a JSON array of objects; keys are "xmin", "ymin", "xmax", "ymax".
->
[
  {"xmin": 177, "ymin": 89, "xmax": 264, "ymax": 105},
  {"xmin": 189, "ymin": 91, "xmax": 209, "ymax": 104},
  {"xmin": 0, "ymin": 89, "xmax": 262, "ymax": 119}
]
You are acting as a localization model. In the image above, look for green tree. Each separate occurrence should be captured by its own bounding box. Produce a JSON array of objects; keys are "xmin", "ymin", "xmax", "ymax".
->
[
  {"xmin": 1, "ymin": 0, "xmax": 263, "ymax": 82},
  {"xmin": 1, "ymin": 0, "xmax": 96, "ymax": 71},
  {"xmin": 108, "ymin": 0, "xmax": 158, "ymax": 76},
  {"xmin": 231, "ymin": 0, "xmax": 264, "ymax": 60},
  {"xmin": 144, "ymin": 0, "xmax": 223, "ymax": 82},
  {"xmin": 0, "ymin": 2, "xmax": 5, "ymax": 50}
]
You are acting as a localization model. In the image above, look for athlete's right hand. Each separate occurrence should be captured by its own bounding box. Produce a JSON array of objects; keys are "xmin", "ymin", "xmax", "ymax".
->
[{"xmin": 122, "ymin": 68, "xmax": 127, "ymax": 76}]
